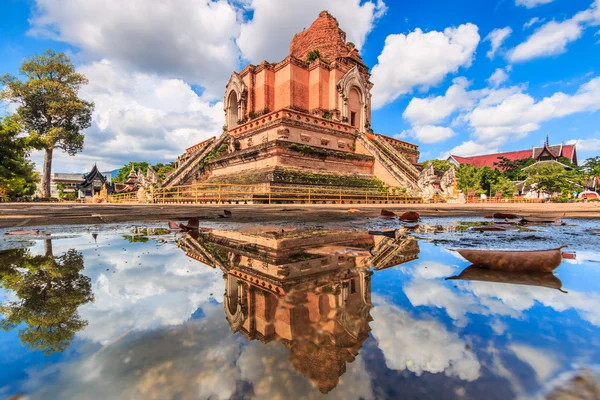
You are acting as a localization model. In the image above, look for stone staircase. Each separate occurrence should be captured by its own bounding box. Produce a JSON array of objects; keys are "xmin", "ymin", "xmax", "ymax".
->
[
  {"xmin": 363, "ymin": 235, "xmax": 416, "ymax": 270},
  {"xmin": 162, "ymin": 133, "xmax": 229, "ymax": 188},
  {"xmin": 177, "ymin": 234, "xmax": 227, "ymax": 270},
  {"xmin": 357, "ymin": 133, "xmax": 420, "ymax": 193}
]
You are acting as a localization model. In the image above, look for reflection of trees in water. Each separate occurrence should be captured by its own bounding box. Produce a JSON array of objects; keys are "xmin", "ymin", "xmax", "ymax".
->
[{"xmin": 0, "ymin": 240, "xmax": 94, "ymax": 355}]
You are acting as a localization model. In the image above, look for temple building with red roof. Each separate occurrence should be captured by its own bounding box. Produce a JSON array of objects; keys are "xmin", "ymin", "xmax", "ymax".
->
[{"xmin": 447, "ymin": 140, "xmax": 578, "ymax": 169}]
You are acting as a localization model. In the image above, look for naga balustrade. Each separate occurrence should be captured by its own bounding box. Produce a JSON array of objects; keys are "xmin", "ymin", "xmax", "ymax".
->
[{"xmin": 107, "ymin": 183, "xmax": 421, "ymax": 205}]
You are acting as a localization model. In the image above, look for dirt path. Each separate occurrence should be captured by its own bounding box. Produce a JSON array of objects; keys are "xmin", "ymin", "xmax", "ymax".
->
[{"xmin": 1, "ymin": 202, "xmax": 599, "ymax": 228}]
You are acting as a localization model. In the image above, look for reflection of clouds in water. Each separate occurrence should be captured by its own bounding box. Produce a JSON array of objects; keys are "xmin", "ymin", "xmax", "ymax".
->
[
  {"xmin": 399, "ymin": 261, "xmax": 457, "ymax": 279},
  {"xmin": 370, "ymin": 296, "xmax": 481, "ymax": 382},
  {"xmin": 238, "ymin": 340, "xmax": 375, "ymax": 399},
  {"xmin": 74, "ymin": 241, "xmax": 224, "ymax": 344},
  {"xmin": 508, "ymin": 344, "xmax": 559, "ymax": 382},
  {"xmin": 28, "ymin": 303, "xmax": 243, "ymax": 400},
  {"xmin": 402, "ymin": 261, "xmax": 600, "ymax": 327},
  {"xmin": 27, "ymin": 302, "xmax": 375, "ymax": 399}
]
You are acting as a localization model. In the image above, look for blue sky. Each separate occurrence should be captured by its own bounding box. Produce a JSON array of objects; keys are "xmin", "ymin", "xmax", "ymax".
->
[{"xmin": 1, "ymin": 0, "xmax": 599, "ymax": 172}]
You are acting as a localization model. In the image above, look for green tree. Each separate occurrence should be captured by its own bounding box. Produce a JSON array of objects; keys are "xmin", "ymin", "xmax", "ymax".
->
[
  {"xmin": 153, "ymin": 162, "xmax": 176, "ymax": 181},
  {"xmin": 494, "ymin": 157, "xmax": 536, "ymax": 181},
  {"xmin": 0, "ymin": 243, "xmax": 94, "ymax": 355},
  {"xmin": 112, "ymin": 162, "xmax": 151, "ymax": 183},
  {"xmin": 422, "ymin": 159, "xmax": 451, "ymax": 173},
  {"xmin": 525, "ymin": 163, "xmax": 583, "ymax": 196},
  {"xmin": 455, "ymin": 164, "xmax": 485, "ymax": 194},
  {"xmin": 582, "ymin": 156, "xmax": 600, "ymax": 177},
  {"xmin": 491, "ymin": 175, "xmax": 518, "ymax": 197},
  {"xmin": 0, "ymin": 117, "xmax": 38, "ymax": 199},
  {"xmin": 1, "ymin": 50, "xmax": 94, "ymax": 198}
]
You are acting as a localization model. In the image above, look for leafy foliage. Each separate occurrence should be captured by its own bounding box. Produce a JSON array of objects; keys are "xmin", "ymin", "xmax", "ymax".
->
[
  {"xmin": 306, "ymin": 49, "xmax": 321, "ymax": 62},
  {"xmin": 525, "ymin": 162, "xmax": 584, "ymax": 196},
  {"xmin": 0, "ymin": 117, "xmax": 38, "ymax": 199},
  {"xmin": 1, "ymin": 50, "xmax": 94, "ymax": 197},
  {"xmin": 0, "ymin": 244, "xmax": 93, "ymax": 355},
  {"xmin": 493, "ymin": 157, "xmax": 536, "ymax": 181},
  {"xmin": 113, "ymin": 162, "xmax": 151, "ymax": 183},
  {"xmin": 422, "ymin": 159, "xmax": 451, "ymax": 173},
  {"xmin": 582, "ymin": 156, "xmax": 600, "ymax": 177}
]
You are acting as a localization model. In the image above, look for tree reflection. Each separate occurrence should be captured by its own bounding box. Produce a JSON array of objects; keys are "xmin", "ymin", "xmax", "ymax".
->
[{"xmin": 0, "ymin": 241, "xmax": 94, "ymax": 355}]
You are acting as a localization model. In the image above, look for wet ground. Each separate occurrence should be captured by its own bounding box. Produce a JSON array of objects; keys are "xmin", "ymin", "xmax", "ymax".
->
[{"xmin": 1, "ymin": 216, "xmax": 600, "ymax": 399}]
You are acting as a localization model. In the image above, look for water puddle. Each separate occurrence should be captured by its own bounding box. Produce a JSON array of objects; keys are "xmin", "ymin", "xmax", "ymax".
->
[{"xmin": 1, "ymin": 218, "xmax": 600, "ymax": 399}]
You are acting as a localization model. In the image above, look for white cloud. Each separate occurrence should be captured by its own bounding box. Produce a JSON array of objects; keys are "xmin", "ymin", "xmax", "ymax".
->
[
  {"xmin": 485, "ymin": 27, "xmax": 512, "ymax": 58},
  {"xmin": 523, "ymin": 17, "xmax": 545, "ymax": 30},
  {"xmin": 28, "ymin": 0, "xmax": 240, "ymax": 97},
  {"xmin": 443, "ymin": 140, "xmax": 499, "ymax": 158},
  {"xmin": 370, "ymin": 296, "xmax": 481, "ymax": 381},
  {"xmin": 567, "ymin": 136, "xmax": 600, "ymax": 152},
  {"xmin": 516, "ymin": 0, "xmax": 555, "ymax": 8},
  {"xmin": 237, "ymin": 0, "xmax": 387, "ymax": 63},
  {"xmin": 30, "ymin": 60, "xmax": 223, "ymax": 173},
  {"xmin": 403, "ymin": 77, "xmax": 473, "ymax": 126},
  {"xmin": 509, "ymin": 0, "xmax": 600, "ymax": 62},
  {"xmin": 488, "ymin": 68, "xmax": 509, "ymax": 88},
  {"xmin": 371, "ymin": 23, "xmax": 480, "ymax": 108},
  {"xmin": 406, "ymin": 125, "xmax": 457, "ymax": 144},
  {"xmin": 467, "ymin": 77, "xmax": 600, "ymax": 141},
  {"xmin": 508, "ymin": 344, "xmax": 559, "ymax": 382}
]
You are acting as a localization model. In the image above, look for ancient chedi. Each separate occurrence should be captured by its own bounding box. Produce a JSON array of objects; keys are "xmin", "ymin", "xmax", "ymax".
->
[{"xmin": 163, "ymin": 11, "xmax": 421, "ymax": 194}]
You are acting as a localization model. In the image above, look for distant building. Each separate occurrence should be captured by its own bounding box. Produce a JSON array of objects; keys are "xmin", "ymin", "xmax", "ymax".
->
[
  {"xmin": 49, "ymin": 173, "xmax": 86, "ymax": 198},
  {"xmin": 447, "ymin": 140, "xmax": 578, "ymax": 169},
  {"xmin": 76, "ymin": 165, "xmax": 115, "ymax": 199}
]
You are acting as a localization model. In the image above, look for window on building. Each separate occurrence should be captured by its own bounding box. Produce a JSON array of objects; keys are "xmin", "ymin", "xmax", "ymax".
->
[
  {"xmin": 350, "ymin": 279, "xmax": 356, "ymax": 294},
  {"xmin": 350, "ymin": 111, "xmax": 356, "ymax": 127}
]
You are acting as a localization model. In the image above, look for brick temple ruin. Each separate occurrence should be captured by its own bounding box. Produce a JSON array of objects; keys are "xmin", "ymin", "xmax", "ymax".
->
[{"xmin": 161, "ymin": 11, "xmax": 424, "ymax": 195}]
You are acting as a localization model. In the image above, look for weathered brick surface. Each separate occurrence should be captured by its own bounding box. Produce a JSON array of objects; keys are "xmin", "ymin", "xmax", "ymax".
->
[{"xmin": 290, "ymin": 11, "xmax": 363, "ymax": 64}]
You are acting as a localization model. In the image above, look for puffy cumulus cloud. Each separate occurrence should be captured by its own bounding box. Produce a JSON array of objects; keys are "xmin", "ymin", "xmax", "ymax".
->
[
  {"xmin": 404, "ymin": 125, "xmax": 457, "ymax": 144},
  {"xmin": 237, "ymin": 0, "xmax": 387, "ymax": 63},
  {"xmin": 371, "ymin": 23, "xmax": 480, "ymax": 108},
  {"xmin": 485, "ymin": 27, "xmax": 512, "ymax": 59},
  {"xmin": 370, "ymin": 296, "xmax": 481, "ymax": 381},
  {"xmin": 488, "ymin": 68, "xmax": 509, "ymax": 88},
  {"xmin": 467, "ymin": 77, "xmax": 600, "ymax": 141},
  {"xmin": 426, "ymin": 75, "xmax": 600, "ymax": 157},
  {"xmin": 403, "ymin": 77, "xmax": 474, "ymax": 127},
  {"xmin": 509, "ymin": 0, "xmax": 600, "ymax": 62},
  {"xmin": 30, "ymin": 60, "xmax": 223, "ymax": 173},
  {"xmin": 442, "ymin": 140, "xmax": 499, "ymax": 158},
  {"xmin": 516, "ymin": 0, "xmax": 555, "ymax": 7},
  {"xmin": 567, "ymin": 136, "xmax": 600, "ymax": 152},
  {"xmin": 28, "ymin": 0, "xmax": 240, "ymax": 97}
]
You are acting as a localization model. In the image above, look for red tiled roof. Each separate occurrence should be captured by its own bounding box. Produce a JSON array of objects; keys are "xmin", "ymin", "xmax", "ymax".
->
[
  {"xmin": 450, "ymin": 149, "xmax": 534, "ymax": 168},
  {"xmin": 450, "ymin": 144, "xmax": 577, "ymax": 168}
]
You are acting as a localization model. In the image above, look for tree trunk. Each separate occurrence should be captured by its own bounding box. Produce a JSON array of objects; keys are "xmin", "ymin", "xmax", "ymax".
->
[
  {"xmin": 44, "ymin": 239, "xmax": 53, "ymax": 257},
  {"xmin": 41, "ymin": 148, "xmax": 53, "ymax": 198}
]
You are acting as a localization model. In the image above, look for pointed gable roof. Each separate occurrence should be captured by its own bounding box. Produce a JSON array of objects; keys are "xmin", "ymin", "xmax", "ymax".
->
[
  {"xmin": 449, "ymin": 143, "xmax": 579, "ymax": 169},
  {"xmin": 79, "ymin": 164, "xmax": 108, "ymax": 187}
]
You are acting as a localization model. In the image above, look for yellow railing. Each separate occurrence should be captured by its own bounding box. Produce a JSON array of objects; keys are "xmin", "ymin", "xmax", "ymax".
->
[{"xmin": 107, "ymin": 183, "xmax": 422, "ymax": 205}]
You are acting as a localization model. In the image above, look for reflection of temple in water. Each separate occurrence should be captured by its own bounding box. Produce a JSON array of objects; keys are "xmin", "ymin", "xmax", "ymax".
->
[{"xmin": 178, "ymin": 228, "xmax": 419, "ymax": 393}]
